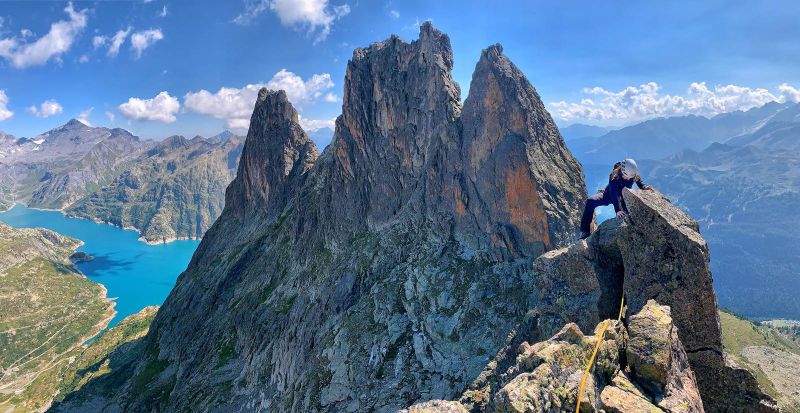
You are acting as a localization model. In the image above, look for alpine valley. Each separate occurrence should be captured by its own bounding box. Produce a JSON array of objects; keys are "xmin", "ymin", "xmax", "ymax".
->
[{"xmin": 0, "ymin": 120, "xmax": 244, "ymax": 243}]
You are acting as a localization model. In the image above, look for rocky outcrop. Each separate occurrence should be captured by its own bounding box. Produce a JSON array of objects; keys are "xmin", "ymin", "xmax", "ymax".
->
[
  {"xmin": 53, "ymin": 23, "xmax": 585, "ymax": 412},
  {"xmin": 407, "ymin": 189, "xmax": 774, "ymax": 412},
  {"xmin": 414, "ymin": 301, "xmax": 702, "ymax": 413}
]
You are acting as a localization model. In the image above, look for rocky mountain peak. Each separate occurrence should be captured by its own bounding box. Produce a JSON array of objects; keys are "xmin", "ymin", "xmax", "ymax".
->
[
  {"xmin": 455, "ymin": 42, "xmax": 586, "ymax": 258},
  {"xmin": 61, "ymin": 118, "xmax": 88, "ymax": 130},
  {"xmin": 224, "ymin": 88, "xmax": 317, "ymax": 219},
  {"xmin": 327, "ymin": 22, "xmax": 463, "ymax": 230}
]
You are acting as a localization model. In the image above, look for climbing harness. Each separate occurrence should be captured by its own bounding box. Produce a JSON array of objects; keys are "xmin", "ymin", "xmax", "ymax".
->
[{"xmin": 574, "ymin": 295, "xmax": 626, "ymax": 413}]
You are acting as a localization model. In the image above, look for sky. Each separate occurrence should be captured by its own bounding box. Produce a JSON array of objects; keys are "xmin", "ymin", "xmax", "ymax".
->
[{"xmin": 1, "ymin": 0, "xmax": 799, "ymax": 146}]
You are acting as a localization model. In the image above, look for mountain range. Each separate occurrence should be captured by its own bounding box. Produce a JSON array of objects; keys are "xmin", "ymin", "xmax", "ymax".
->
[
  {"xmin": 568, "ymin": 101, "xmax": 800, "ymax": 165},
  {"xmin": 49, "ymin": 23, "xmax": 777, "ymax": 413},
  {"xmin": 0, "ymin": 121, "xmax": 243, "ymax": 243}
]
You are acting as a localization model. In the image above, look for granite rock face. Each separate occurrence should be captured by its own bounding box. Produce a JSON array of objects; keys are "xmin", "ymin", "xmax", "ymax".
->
[
  {"xmin": 445, "ymin": 189, "xmax": 775, "ymax": 412},
  {"xmin": 417, "ymin": 301, "xmax": 702, "ymax": 413},
  {"xmin": 53, "ymin": 23, "xmax": 585, "ymax": 412},
  {"xmin": 225, "ymin": 89, "xmax": 317, "ymax": 221}
]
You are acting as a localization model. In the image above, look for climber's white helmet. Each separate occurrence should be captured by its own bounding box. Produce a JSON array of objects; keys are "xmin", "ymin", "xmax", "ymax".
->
[{"xmin": 621, "ymin": 158, "xmax": 639, "ymax": 180}]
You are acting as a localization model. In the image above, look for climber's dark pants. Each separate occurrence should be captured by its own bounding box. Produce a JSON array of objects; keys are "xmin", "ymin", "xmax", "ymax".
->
[{"xmin": 581, "ymin": 191, "xmax": 612, "ymax": 233}]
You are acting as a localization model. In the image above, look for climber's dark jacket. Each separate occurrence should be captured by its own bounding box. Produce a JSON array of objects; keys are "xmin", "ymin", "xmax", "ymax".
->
[
  {"xmin": 580, "ymin": 163, "xmax": 649, "ymax": 233},
  {"xmin": 603, "ymin": 168, "xmax": 648, "ymax": 212}
]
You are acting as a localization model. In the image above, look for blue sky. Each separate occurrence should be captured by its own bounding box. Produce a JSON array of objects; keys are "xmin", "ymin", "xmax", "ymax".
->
[{"xmin": 1, "ymin": 0, "xmax": 799, "ymax": 146}]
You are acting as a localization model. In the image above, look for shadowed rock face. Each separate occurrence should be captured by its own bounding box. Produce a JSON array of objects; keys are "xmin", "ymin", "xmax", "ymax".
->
[
  {"xmin": 224, "ymin": 89, "xmax": 318, "ymax": 220},
  {"xmin": 53, "ymin": 23, "xmax": 586, "ymax": 413}
]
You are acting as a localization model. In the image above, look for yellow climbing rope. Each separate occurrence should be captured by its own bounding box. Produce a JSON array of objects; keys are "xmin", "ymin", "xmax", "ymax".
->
[{"xmin": 574, "ymin": 295, "xmax": 625, "ymax": 413}]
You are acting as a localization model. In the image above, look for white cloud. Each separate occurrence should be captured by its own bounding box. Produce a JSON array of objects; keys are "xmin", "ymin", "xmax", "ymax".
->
[
  {"xmin": 78, "ymin": 54, "xmax": 89, "ymax": 63},
  {"xmin": 92, "ymin": 35, "xmax": 107, "ymax": 49},
  {"xmin": 299, "ymin": 115, "xmax": 336, "ymax": 132},
  {"xmin": 0, "ymin": 2, "xmax": 88, "ymax": 68},
  {"xmin": 266, "ymin": 69, "xmax": 334, "ymax": 105},
  {"xmin": 105, "ymin": 110, "xmax": 116, "ymax": 125},
  {"xmin": 234, "ymin": 0, "xmax": 350, "ymax": 43},
  {"xmin": 389, "ymin": 10, "xmax": 400, "ymax": 19},
  {"xmin": 27, "ymin": 99, "xmax": 64, "ymax": 118},
  {"xmin": 0, "ymin": 90, "xmax": 13, "ymax": 121},
  {"xmin": 159, "ymin": 6, "xmax": 168, "ymax": 17},
  {"xmin": 323, "ymin": 92, "xmax": 339, "ymax": 102},
  {"xmin": 77, "ymin": 107, "xmax": 93, "ymax": 126},
  {"xmin": 119, "ymin": 91, "xmax": 180, "ymax": 123},
  {"xmin": 130, "ymin": 28, "xmax": 163, "ymax": 58},
  {"xmin": 548, "ymin": 82, "xmax": 800, "ymax": 124},
  {"xmin": 107, "ymin": 28, "xmax": 132, "ymax": 57},
  {"xmin": 227, "ymin": 118, "xmax": 250, "ymax": 130},
  {"xmin": 184, "ymin": 69, "xmax": 336, "ymax": 128},
  {"xmin": 20, "ymin": 29, "xmax": 34, "ymax": 38},
  {"xmin": 779, "ymin": 83, "xmax": 800, "ymax": 103}
]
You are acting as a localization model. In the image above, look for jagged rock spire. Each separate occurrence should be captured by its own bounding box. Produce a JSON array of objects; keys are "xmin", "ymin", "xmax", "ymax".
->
[
  {"xmin": 326, "ymin": 21, "xmax": 462, "ymax": 228},
  {"xmin": 457, "ymin": 43, "xmax": 586, "ymax": 258},
  {"xmin": 225, "ymin": 89, "xmax": 318, "ymax": 218}
]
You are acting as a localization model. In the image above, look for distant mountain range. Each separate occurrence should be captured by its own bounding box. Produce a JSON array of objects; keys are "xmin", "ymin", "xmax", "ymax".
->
[
  {"xmin": 558, "ymin": 123, "xmax": 610, "ymax": 141},
  {"xmin": 572, "ymin": 101, "xmax": 800, "ymax": 320},
  {"xmin": 642, "ymin": 122, "xmax": 800, "ymax": 320},
  {"xmin": 67, "ymin": 134, "xmax": 243, "ymax": 243},
  {"xmin": 0, "ymin": 120, "xmax": 243, "ymax": 243},
  {"xmin": 568, "ymin": 101, "xmax": 799, "ymax": 164}
]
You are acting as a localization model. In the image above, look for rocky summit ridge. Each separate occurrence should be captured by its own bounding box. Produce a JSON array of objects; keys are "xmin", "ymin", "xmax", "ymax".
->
[{"xmin": 53, "ymin": 23, "xmax": 773, "ymax": 412}]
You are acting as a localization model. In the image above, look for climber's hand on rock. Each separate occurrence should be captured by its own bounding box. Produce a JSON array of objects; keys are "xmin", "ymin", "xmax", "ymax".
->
[
  {"xmin": 642, "ymin": 184, "xmax": 653, "ymax": 190},
  {"xmin": 616, "ymin": 210, "xmax": 626, "ymax": 218}
]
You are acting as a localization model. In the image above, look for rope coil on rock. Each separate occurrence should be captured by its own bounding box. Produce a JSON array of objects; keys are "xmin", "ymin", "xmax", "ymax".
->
[{"xmin": 574, "ymin": 294, "xmax": 625, "ymax": 413}]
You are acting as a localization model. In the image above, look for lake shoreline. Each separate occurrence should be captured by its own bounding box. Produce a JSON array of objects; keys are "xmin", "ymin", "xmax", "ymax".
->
[
  {"xmin": 0, "ymin": 204, "xmax": 199, "ymax": 328},
  {"xmin": 8, "ymin": 201, "xmax": 202, "ymax": 246}
]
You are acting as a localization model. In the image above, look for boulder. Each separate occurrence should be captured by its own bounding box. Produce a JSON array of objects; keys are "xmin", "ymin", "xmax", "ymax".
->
[{"xmin": 421, "ymin": 303, "xmax": 702, "ymax": 413}]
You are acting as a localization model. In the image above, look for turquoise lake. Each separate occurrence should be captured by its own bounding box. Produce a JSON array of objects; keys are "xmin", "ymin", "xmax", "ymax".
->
[{"xmin": 0, "ymin": 204, "xmax": 200, "ymax": 328}]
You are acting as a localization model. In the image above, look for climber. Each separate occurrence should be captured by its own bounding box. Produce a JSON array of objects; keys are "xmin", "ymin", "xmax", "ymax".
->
[{"xmin": 580, "ymin": 158, "xmax": 653, "ymax": 239}]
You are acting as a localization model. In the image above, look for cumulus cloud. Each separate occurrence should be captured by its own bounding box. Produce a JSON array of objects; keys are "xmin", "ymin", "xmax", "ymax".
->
[
  {"xmin": 779, "ymin": 83, "xmax": 800, "ymax": 103},
  {"xmin": 234, "ymin": 0, "xmax": 350, "ymax": 43},
  {"xmin": 77, "ymin": 107, "xmax": 93, "ymax": 126},
  {"xmin": 299, "ymin": 116, "xmax": 336, "ymax": 131},
  {"xmin": 0, "ymin": 90, "xmax": 13, "ymax": 121},
  {"xmin": 323, "ymin": 92, "xmax": 339, "ymax": 102},
  {"xmin": 130, "ymin": 28, "xmax": 163, "ymax": 58},
  {"xmin": 548, "ymin": 82, "xmax": 800, "ymax": 123},
  {"xmin": 27, "ymin": 99, "xmax": 64, "ymax": 118},
  {"xmin": 266, "ymin": 69, "xmax": 334, "ymax": 104},
  {"xmin": 119, "ymin": 91, "xmax": 180, "ymax": 123},
  {"xmin": 184, "ymin": 69, "xmax": 336, "ymax": 129},
  {"xmin": 0, "ymin": 2, "xmax": 88, "ymax": 68}
]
